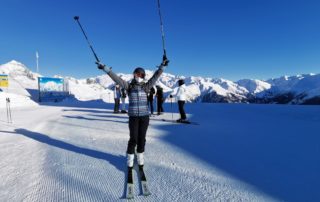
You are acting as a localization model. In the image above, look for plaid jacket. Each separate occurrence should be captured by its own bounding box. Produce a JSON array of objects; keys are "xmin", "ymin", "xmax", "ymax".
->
[
  {"xmin": 127, "ymin": 82, "xmax": 149, "ymax": 116},
  {"xmin": 107, "ymin": 67, "xmax": 164, "ymax": 117}
]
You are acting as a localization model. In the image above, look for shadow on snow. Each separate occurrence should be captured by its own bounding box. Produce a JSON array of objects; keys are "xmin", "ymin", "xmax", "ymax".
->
[
  {"xmin": 154, "ymin": 104, "xmax": 320, "ymax": 202},
  {"xmin": 14, "ymin": 128, "xmax": 125, "ymax": 172},
  {"xmin": 5, "ymin": 128, "xmax": 128, "ymax": 200},
  {"xmin": 62, "ymin": 115, "xmax": 128, "ymax": 124}
]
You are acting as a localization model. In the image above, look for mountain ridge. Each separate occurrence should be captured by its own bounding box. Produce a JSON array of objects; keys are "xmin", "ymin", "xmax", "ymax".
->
[{"xmin": 1, "ymin": 60, "xmax": 319, "ymax": 105}]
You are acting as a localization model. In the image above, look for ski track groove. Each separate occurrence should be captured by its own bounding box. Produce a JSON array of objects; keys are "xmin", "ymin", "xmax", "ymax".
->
[{"xmin": 24, "ymin": 109, "xmax": 126, "ymax": 201}]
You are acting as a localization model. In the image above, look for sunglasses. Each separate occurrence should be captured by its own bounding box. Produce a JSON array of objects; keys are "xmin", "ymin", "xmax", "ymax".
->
[{"xmin": 134, "ymin": 73, "xmax": 145, "ymax": 79}]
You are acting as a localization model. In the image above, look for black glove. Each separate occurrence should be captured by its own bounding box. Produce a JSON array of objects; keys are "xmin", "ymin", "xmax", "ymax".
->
[
  {"xmin": 161, "ymin": 55, "xmax": 169, "ymax": 66},
  {"xmin": 96, "ymin": 61, "xmax": 106, "ymax": 70},
  {"xmin": 169, "ymin": 94, "xmax": 173, "ymax": 98},
  {"xmin": 96, "ymin": 62, "xmax": 112, "ymax": 73}
]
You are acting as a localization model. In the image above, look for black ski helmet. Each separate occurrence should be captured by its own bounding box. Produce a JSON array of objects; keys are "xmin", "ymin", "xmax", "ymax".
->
[
  {"xmin": 178, "ymin": 79, "xmax": 185, "ymax": 86},
  {"xmin": 133, "ymin": 67, "xmax": 145, "ymax": 78}
]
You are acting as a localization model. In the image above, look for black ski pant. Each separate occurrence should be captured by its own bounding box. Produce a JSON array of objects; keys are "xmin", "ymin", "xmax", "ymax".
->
[
  {"xmin": 148, "ymin": 98, "xmax": 154, "ymax": 114},
  {"xmin": 178, "ymin": 100, "xmax": 187, "ymax": 120},
  {"xmin": 127, "ymin": 116, "xmax": 150, "ymax": 154},
  {"xmin": 157, "ymin": 98, "xmax": 164, "ymax": 114},
  {"xmin": 114, "ymin": 98, "xmax": 120, "ymax": 112}
]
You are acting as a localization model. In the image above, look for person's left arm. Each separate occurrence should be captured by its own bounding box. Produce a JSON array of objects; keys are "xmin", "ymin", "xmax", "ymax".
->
[{"xmin": 145, "ymin": 56, "xmax": 169, "ymax": 91}]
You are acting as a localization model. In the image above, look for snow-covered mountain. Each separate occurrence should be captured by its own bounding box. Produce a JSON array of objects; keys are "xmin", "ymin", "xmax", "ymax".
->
[
  {"xmin": 255, "ymin": 74, "xmax": 320, "ymax": 104},
  {"xmin": 237, "ymin": 79, "xmax": 272, "ymax": 94},
  {"xmin": 1, "ymin": 60, "xmax": 320, "ymax": 105}
]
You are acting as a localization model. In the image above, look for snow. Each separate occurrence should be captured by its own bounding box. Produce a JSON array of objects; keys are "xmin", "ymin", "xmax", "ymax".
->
[
  {"xmin": 237, "ymin": 79, "xmax": 272, "ymax": 94},
  {"xmin": 1, "ymin": 101, "xmax": 320, "ymax": 201},
  {"xmin": 266, "ymin": 74, "xmax": 316, "ymax": 94},
  {"xmin": 0, "ymin": 60, "xmax": 27, "ymax": 74},
  {"xmin": 0, "ymin": 92, "xmax": 37, "ymax": 108},
  {"xmin": 0, "ymin": 61, "xmax": 320, "ymax": 202},
  {"xmin": 67, "ymin": 79, "xmax": 114, "ymax": 103},
  {"xmin": 291, "ymin": 74, "xmax": 320, "ymax": 94},
  {"xmin": 305, "ymin": 87, "xmax": 320, "ymax": 99},
  {"xmin": 1, "ymin": 60, "xmax": 320, "ymax": 201}
]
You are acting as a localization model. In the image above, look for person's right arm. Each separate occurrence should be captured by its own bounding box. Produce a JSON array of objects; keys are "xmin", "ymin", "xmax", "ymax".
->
[
  {"xmin": 176, "ymin": 87, "xmax": 181, "ymax": 97},
  {"xmin": 97, "ymin": 63, "xmax": 129, "ymax": 90}
]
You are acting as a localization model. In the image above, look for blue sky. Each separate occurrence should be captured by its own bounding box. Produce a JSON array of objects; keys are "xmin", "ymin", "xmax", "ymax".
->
[{"xmin": 1, "ymin": 0, "xmax": 320, "ymax": 81}]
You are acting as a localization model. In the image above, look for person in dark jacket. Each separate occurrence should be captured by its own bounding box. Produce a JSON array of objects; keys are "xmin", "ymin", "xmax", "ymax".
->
[
  {"xmin": 156, "ymin": 85, "xmax": 164, "ymax": 115},
  {"xmin": 148, "ymin": 87, "xmax": 155, "ymax": 115},
  {"xmin": 121, "ymin": 88, "xmax": 127, "ymax": 113},
  {"xmin": 97, "ymin": 56, "xmax": 169, "ymax": 169},
  {"xmin": 113, "ymin": 84, "xmax": 121, "ymax": 113}
]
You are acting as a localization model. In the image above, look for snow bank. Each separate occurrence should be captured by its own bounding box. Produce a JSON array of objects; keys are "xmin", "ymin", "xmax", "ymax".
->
[{"xmin": 0, "ymin": 92, "xmax": 38, "ymax": 108}]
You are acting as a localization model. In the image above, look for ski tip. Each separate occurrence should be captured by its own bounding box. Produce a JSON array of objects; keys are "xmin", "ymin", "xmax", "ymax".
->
[
  {"xmin": 126, "ymin": 196, "xmax": 134, "ymax": 200},
  {"xmin": 126, "ymin": 183, "xmax": 134, "ymax": 199},
  {"xmin": 141, "ymin": 181, "xmax": 151, "ymax": 196}
]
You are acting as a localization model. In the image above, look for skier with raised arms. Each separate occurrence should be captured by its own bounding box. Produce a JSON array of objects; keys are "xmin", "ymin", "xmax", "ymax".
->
[
  {"xmin": 74, "ymin": 0, "xmax": 169, "ymax": 197},
  {"xmin": 96, "ymin": 56, "xmax": 169, "ymax": 174}
]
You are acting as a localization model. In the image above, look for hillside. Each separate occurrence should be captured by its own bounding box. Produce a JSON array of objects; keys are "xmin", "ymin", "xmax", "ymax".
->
[{"xmin": 1, "ymin": 60, "xmax": 320, "ymax": 105}]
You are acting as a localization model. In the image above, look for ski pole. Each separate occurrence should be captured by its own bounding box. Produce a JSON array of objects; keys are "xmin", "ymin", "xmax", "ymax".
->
[
  {"xmin": 157, "ymin": 0, "xmax": 167, "ymax": 58},
  {"xmin": 6, "ymin": 98, "xmax": 9, "ymax": 123},
  {"xmin": 6, "ymin": 98, "xmax": 12, "ymax": 123},
  {"xmin": 8, "ymin": 98, "xmax": 12, "ymax": 123},
  {"xmin": 170, "ymin": 95, "xmax": 173, "ymax": 121},
  {"xmin": 74, "ymin": 16, "xmax": 101, "ymax": 63}
]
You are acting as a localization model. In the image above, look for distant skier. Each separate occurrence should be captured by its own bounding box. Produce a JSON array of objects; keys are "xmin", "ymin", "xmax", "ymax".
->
[
  {"xmin": 156, "ymin": 85, "xmax": 164, "ymax": 115},
  {"xmin": 113, "ymin": 84, "xmax": 121, "ymax": 113},
  {"xmin": 148, "ymin": 86, "xmax": 156, "ymax": 115},
  {"xmin": 97, "ymin": 56, "xmax": 169, "ymax": 169},
  {"xmin": 176, "ymin": 79, "xmax": 188, "ymax": 122},
  {"xmin": 121, "ymin": 88, "xmax": 127, "ymax": 113}
]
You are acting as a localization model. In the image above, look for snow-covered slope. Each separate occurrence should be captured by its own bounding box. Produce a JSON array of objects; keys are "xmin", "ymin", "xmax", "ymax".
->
[
  {"xmin": 0, "ymin": 61, "xmax": 39, "ymax": 107},
  {"xmin": 0, "ymin": 60, "xmax": 39, "ymax": 96},
  {"xmin": 0, "ymin": 92, "xmax": 37, "ymax": 108},
  {"xmin": 237, "ymin": 79, "xmax": 272, "ymax": 94},
  {"xmin": 256, "ymin": 74, "xmax": 320, "ymax": 104},
  {"xmin": 1, "ymin": 102, "xmax": 320, "ymax": 201},
  {"xmin": 66, "ymin": 77, "xmax": 113, "ymax": 102}
]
